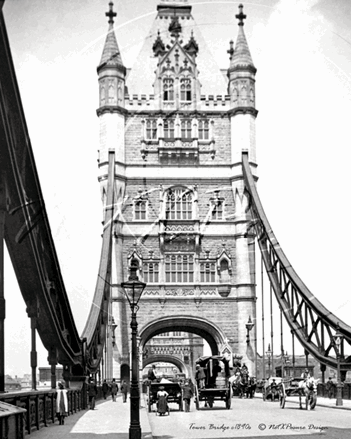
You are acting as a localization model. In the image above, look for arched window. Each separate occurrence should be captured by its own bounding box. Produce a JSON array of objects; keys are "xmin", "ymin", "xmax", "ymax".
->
[
  {"xmin": 163, "ymin": 119, "xmax": 175, "ymax": 139},
  {"xmin": 100, "ymin": 84, "xmax": 106, "ymax": 105},
  {"xmin": 220, "ymin": 259, "xmax": 230, "ymax": 282},
  {"xmin": 200, "ymin": 262, "xmax": 216, "ymax": 282},
  {"xmin": 180, "ymin": 78, "xmax": 192, "ymax": 101},
  {"xmin": 166, "ymin": 188, "xmax": 192, "ymax": 220},
  {"xmin": 146, "ymin": 120, "xmax": 157, "ymax": 140},
  {"xmin": 143, "ymin": 262, "xmax": 159, "ymax": 283},
  {"xmin": 198, "ymin": 120, "xmax": 209, "ymax": 140},
  {"xmin": 181, "ymin": 119, "xmax": 192, "ymax": 139},
  {"xmin": 165, "ymin": 254, "xmax": 194, "ymax": 283},
  {"xmin": 163, "ymin": 78, "xmax": 174, "ymax": 101}
]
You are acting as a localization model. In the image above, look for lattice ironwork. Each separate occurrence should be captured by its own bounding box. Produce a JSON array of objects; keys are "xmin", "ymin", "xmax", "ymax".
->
[{"xmin": 242, "ymin": 152, "xmax": 351, "ymax": 370}]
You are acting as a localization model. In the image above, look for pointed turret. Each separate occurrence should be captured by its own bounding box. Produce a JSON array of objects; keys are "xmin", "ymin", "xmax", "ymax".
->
[
  {"xmin": 97, "ymin": 2, "xmax": 127, "ymax": 175},
  {"xmin": 227, "ymin": 4, "xmax": 257, "ymax": 165},
  {"xmin": 227, "ymin": 4, "xmax": 257, "ymax": 110},
  {"xmin": 97, "ymin": 2, "xmax": 126, "ymax": 110}
]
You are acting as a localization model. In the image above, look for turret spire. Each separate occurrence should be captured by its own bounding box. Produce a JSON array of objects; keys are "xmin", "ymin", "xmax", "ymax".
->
[
  {"xmin": 98, "ymin": 1, "xmax": 124, "ymax": 72},
  {"xmin": 228, "ymin": 4, "xmax": 255, "ymax": 72}
]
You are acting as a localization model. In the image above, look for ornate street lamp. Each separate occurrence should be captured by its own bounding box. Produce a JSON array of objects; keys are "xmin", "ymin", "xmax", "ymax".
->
[
  {"xmin": 121, "ymin": 267, "xmax": 146, "ymax": 439},
  {"xmin": 246, "ymin": 316, "xmax": 254, "ymax": 344},
  {"xmin": 283, "ymin": 351, "xmax": 289, "ymax": 378},
  {"xmin": 266, "ymin": 344, "xmax": 272, "ymax": 378},
  {"xmin": 109, "ymin": 317, "xmax": 118, "ymax": 347},
  {"xmin": 333, "ymin": 323, "xmax": 343, "ymax": 407}
]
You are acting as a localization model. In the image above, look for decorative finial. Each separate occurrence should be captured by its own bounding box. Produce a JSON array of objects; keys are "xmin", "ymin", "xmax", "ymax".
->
[
  {"xmin": 106, "ymin": 1, "xmax": 117, "ymax": 26},
  {"xmin": 236, "ymin": 4, "xmax": 246, "ymax": 26},
  {"xmin": 227, "ymin": 40, "xmax": 234, "ymax": 59}
]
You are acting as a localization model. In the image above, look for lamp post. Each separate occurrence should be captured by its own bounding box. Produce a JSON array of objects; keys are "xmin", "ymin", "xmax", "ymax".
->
[
  {"xmin": 266, "ymin": 344, "xmax": 272, "ymax": 378},
  {"xmin": 246, "ymin": 316, "xmax": 254, "ymax": 344},
  {"xmin": 333, "ymin": 324, "xmax": 343, "ymax": 407},
  {"xmin": 283, "ymin": 351, "xmax": 289, "ymax": 378},
  {"xmin": 121, "ymin": 270, "xmax": 146, "ymax": 439}
]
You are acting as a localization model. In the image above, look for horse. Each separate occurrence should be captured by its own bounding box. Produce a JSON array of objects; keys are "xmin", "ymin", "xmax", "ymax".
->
[
  {"xmin": 297, "ymin": 376, "xmax": 318, "ymax": 410},
  {"xmin": 236, "ymin": 370, "xmax": 250, "ymax": 398},
  {"xmin": 246, "ymin": 376, "xmax": 257, "ymax": 398}
]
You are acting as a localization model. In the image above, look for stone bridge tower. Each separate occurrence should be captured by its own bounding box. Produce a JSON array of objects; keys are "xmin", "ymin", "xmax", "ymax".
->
[{"xmin": 97, "ymin": 1, "xmax": 258, "ymax": 382}]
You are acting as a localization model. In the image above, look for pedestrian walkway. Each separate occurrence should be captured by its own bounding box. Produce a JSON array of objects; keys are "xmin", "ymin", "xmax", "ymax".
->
[{"xmin": 26, "ymin": 394, "xmax": 152, "ymax": 439}]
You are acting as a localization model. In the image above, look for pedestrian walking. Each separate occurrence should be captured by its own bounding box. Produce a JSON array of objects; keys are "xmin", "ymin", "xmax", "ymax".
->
[
  {"xmin": 87, "ymin": 377, "xmax": 98, "ymax": 410},
  {"xmin": 102, "ymin": 379, "xmax": 110, "ymax": 399},
  {"xmin": 56, "ymin": 381, "xmax": 68, "ymax": 425},
  {"xmin": 326, "ymin": 377, "xmax": 334, "ymax": 399},
  {"xmin": 121, "ymin": 380, "xmax": 129, "ymax": 403},
  {"xmin": 182, "ymin": 380, "xmax": 193, "ymax": 412},
  {"xmin": 195, "ymin": 365, "xmax": 206, "ymax": 389},
  {"xmin": 110, "ymin": 378, "xmax": 119, "ymax": 402}
]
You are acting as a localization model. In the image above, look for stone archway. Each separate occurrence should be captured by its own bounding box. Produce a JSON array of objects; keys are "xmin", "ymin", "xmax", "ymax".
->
[
  {"xmin": 143, "ymin": 355, "xmax": 189, "ymax": 377},
  {"xmin": 139, "ymin": 315, "xmax": 227, "ymax": 355}
]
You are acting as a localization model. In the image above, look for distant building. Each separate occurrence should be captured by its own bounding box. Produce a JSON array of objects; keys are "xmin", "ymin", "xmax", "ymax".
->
[{"xmin": 5, "ymin": 375, "xmax": 21, "ymax": 391}]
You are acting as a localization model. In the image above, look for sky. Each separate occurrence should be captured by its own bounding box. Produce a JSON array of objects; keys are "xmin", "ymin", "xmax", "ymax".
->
[{"xmin": 2, "ymin": 0, "xmax": 351, "ymax": 377}]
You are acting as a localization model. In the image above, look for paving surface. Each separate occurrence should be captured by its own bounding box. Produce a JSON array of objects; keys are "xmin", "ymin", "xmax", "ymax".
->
[
  {"xmin": 25, "ymin": 394, "xmax": 152, "ymax": 439},
  {"xmin": 25, "ymin": 393, "xmax": 351, "ymax": 439}
]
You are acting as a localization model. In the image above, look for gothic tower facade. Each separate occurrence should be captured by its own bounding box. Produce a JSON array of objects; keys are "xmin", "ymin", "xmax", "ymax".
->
[{"xmin": 97, "ymin": 1, "xmax": 258, "ymax": 382}]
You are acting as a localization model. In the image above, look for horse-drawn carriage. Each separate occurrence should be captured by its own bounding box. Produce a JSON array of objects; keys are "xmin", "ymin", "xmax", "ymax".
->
[
  {"xmin": 194, "ymin": 355, "xmax": 231, "ymax": 410},
  {"xmin": 147, "ymin": 380, "xmax": 183, "ymax": 413},
  {"xmin": 230, "ymin": 366, "xmax": 257, "ymax": 398},
  {"xmin": 262, "ymin": 377, "xmax": 282, "ymax": 401},
  {"xmin": 278, "ymin": 376, "xmax": 318, "ymax": 410}
]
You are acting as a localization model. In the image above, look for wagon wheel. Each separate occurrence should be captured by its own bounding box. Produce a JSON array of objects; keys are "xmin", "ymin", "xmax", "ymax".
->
[
  {"xmin": 195, "ymin": 385, "xmax": 200, "ymax": 410},
  {"xmin": 147, "ymin": 391, "xmax": 152, "ymax": 413},
  {"xmin": 226, "ymin": 389, "xmax": 231, "ymax": 409},
  {"xmin": 279, "ymin": 383, "xmax": 286, "ymax": 409}
]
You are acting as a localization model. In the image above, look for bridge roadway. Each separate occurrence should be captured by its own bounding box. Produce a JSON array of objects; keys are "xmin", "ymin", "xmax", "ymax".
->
[{"xmin": 26, "ymin": 393, "xmax": 351, "ymax": 439}]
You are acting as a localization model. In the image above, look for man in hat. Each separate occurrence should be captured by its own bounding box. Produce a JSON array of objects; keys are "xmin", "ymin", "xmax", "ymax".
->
[
  {"xmin": 148, "ymin": 364, "xmax": 157, "ymax": 382},
  {"xmin": 87, "ymin": 377, "xmax": 98, "ymax": 410}
]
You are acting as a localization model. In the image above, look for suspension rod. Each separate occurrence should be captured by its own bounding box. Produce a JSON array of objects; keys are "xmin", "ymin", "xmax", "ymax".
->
[
  {"xmin": 270, "ymin": 284, "xmax": 274, "ymax": 376},
  {"xmin": 261, "ymin": 257, "xmax": 265, "ymax": 381}
]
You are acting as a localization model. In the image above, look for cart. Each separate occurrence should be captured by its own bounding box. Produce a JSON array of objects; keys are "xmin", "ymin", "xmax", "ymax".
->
[
  {"xmin": 262, "ymin": 377, "xmax": 282, "ymax": 402},
  {"xmin": 147, "ymin": 380, "xmax": 183, "ymax": 413},
  {"xmin": 194, "ymin": 355, "xmax": 231, "ymax": 410},
  {"xmin": 279, "ymin": 377, "xmax": 317, "ymax": 410}
]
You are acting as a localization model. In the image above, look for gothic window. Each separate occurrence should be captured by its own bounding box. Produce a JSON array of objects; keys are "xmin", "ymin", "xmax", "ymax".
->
[
  {"xmin": 181, "ymin": 120, "xmax": 192, "ymax": 139},
  {"xmin": 166, "ymin": 188, "xmax": 192, "ymax": 220},
  {"xmin": 143, "ymin": 262, "xmax": 159, "ymax": 283},
  {"xmin": 146, "ymin": 120, "xmax": 157, "ymax": 140},
  {"xmin": 211, "ymin": 200, "xmax": 224, "ymax": 220},
  {"xmin": 159, "ymin": 332, "xmax": 169, "ymax": 337},
  {"xmin": 164, "ymin": 119, "xmax": 175, "ymax": 139},
  {"xmin": 165, "ymin": 254, "xmax": 194, "ymax": 283},
  {"xmin": 163, "ymin": 78, "xmax": 174, "ymax": 101},
  {"xmin": 241, "ymin": 84, "xmax": 247, "ymax": 105},
  {"xmin": 200, "ymin": 262, "xmax": 216, "ymax": 282},
  {"xmin": 100, "ymin": 84, "xmax": 105, "ymax": 106},
  {"xmin": 173, "ymin": 331, "xmax": 182, "ymax": 336},
  {"xmin": 250, "ymin": 88, "xmax": 254, "ymax": 105},
  {"xmin": 108, "ymin": 80, "xmax": 116, "ymax": 104},
  {"xmin": 134, "ymin": 200, "xmax": 147, "ymax": 220},
  {"xmin": 198, "ymin": 120, "xmax": 209, "ymax": 140},
  {"xmin": 220, "ymin": 259, "xmax": 230, "ymax": 282},
  {"xmin": 180, "ymin": 78, "xmax": 192, "ymax": 101}
]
